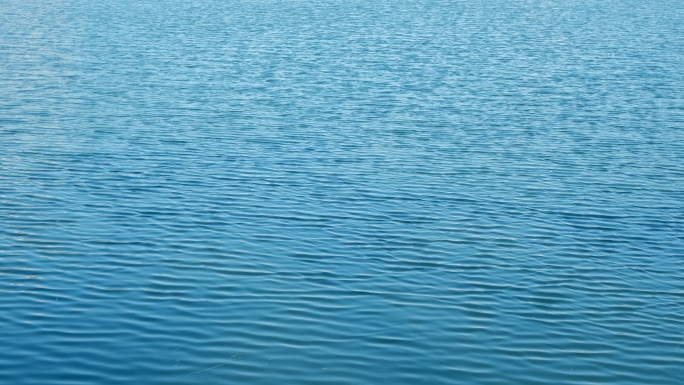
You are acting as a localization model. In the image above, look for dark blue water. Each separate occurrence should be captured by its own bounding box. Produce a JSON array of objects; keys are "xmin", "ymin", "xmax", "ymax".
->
[{"xmin": 1, "ymin": 0, "xmax": 683, "ymax": 383}]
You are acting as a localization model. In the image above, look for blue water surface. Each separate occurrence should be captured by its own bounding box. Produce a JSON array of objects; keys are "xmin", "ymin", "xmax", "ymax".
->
[{"xmin": 1, "ymin": 0, "xmax": 683, "ymax": 384}]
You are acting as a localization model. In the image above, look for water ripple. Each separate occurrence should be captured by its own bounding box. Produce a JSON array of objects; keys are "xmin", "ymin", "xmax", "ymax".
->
[{"xmin": 2, "ymin": 0, "xmax": 684, "ymax": 384}]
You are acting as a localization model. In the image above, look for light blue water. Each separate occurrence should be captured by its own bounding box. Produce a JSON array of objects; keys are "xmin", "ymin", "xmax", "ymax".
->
[{"xmin": 1, "ymin": 0, "xmax": 683, "ymax": 383}]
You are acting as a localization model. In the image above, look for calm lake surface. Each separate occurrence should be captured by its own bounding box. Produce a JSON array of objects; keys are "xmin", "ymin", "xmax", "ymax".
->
[{"xmin": 1, "ymin": 0, "xmax": 683, "ymax": 383}]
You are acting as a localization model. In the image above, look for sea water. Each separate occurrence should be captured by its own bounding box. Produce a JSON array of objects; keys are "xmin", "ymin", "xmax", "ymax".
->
[{"xmin": 1, "ymin": 0, "xmax": 683, "ymax": 383}]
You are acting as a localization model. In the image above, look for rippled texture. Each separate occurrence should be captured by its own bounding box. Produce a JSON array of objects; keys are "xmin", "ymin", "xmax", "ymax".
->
[{"xmin": 1, "ymin": 0, "xmax": 683, "ymax": 383}]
